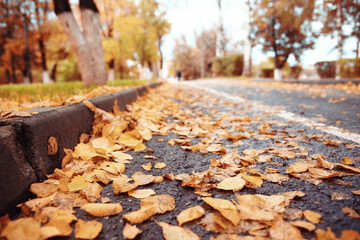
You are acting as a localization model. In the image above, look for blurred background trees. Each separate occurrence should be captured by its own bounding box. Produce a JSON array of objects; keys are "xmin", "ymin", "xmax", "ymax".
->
[{"xmin": 0, "ymin": 0, "xmax": 360, "ymax": 84}]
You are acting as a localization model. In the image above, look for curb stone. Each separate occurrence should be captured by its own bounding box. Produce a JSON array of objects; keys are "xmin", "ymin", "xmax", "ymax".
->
[{"xmin": 0, "ymin": 82, "xmax": 162, "ymax": 215}]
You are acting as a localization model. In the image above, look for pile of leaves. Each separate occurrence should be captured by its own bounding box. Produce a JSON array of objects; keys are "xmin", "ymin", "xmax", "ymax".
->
[{"xmin": 1, "ymin": 83, "xmax": 360, "ymax": 240}]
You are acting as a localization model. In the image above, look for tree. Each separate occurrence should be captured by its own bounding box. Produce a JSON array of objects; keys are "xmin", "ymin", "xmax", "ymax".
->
[
  {"xmin": 216, "ymin": 0, "xmax": 226, "ymax": 57},
  {"xmin": 253, "ymin": 0, "xmax": 317, "ymax": 81},
  {"xmin": 322, "ymin": 0, "xmax": 360, "ymax": 78},
  {"xmin": 243, "ymin": 0, "xmax": 252, "ymax": 77},
  {"xmin": 196, "ymin": 28, "xmax": 217, "ymax": 76},
  {"xmin": 53, "ymin": 0, "xmax": 107, "ymax": 86}
]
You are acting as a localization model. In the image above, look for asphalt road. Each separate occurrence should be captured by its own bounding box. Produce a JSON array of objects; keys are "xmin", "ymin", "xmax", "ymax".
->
[{"xmin": 46, "ymin": 79, "xmax": 360, "ymax": 239}]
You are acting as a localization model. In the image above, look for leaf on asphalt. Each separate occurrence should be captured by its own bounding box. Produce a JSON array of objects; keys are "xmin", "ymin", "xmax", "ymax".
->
[
  {"xmin": 266, "ymin": 173, "xmax": 289, "ymax": 184},
  {"xmin": 128, "ymin": 189, "xmax": 156, "ymax": 199},
  {"xmin": 199, "ymin": 212, "xmax": 236, "ymax": 233},
  {"xmin": 312, "ymin": 154, "xmax": 334, "ymax": 170},
  {"xmin": 331, "ymin": 192, "xmax": 350, "ymax": 201},
  {"xmin": 334, "ymin": 163, "xmax": 360, "ymax": 174},
  {"xmin": 45, "ymin": 210, "xmax": 77, "ymax": 236},
  {"xmin": 342, "ymin": 207, "xmax": 360, "ymax": 219},
  {"xmin": 341, "ymin": 230, "xmax": 360, "ymax": 240},
  {"xmin": 113, "ymin": 177, "xmax": 137, "ymax": 194},
  {"xmin": 30, "ymin": 181, "xmax": 58, "ymax": 198},
  {"xmin": 269, "ymin": 216, "xmax": 302, "ymax": 240},
  {"xmin": 73, "ymin": 143, "xmax": 101, "ymax": 161},
  {"xmin": 99, "ymin": 161, "xmax": 125, "ymax": 175},
  {"xmin": 67, "ymin": 175, "xmax": 87, "ymax": 192},
  {"xmin": 81, "ymin": 182, "xmax": 102, "ymax": 202},
  {"xmin": 286, "ymin": 161, "xmax": 317, "ymax": 173},
  {"xmin": 308, "ymin": 168, "xmax": 339, "ymax": 179},
  {"xmin": 216, "ymin": 175, "xmax": 246, "ymax": 191},
  {"xmin": 163, "ymin": 172, "xmax": 175, "ymax": 181},
  {"xmin": 154, "ymin": 162, "xmax": 167, "ymax": 169},
  {"xmin": 207, "ymin": 144, "xmax": 226, "ymax": 154},
  {"xmin": 340, "ymin": 157, "xmax": 353, "ymax": 165},
  {"xmin": 153, "ymin": 176, "xmax": 164, "ymax": 182},
  {"xmin": 235, "ymin": 194, "xmax": 286, "ymax": 221},
  {"xmin": 1, "ymin": 218, "xmax": 41, "ymax": 240},
  {"xmin": 140, "ymin": 194, "xmax": 175, "ymax": 214},
  {"xmin": 241, "ymin": 175, "xmax": 263, "ymax": 188},
  {"xmin": 74, "ymin": 219, "xmax": 102, "ymax": 240},
  {"xmin": 132, "ymin": 172, "xmax": 156, "ymax": 186},
  {"xmin": 157, "ymin": 221, "xmax": 200, "ymax": 240},
  {"xmin": 40, "ymin": 225, "xmax": 63, "ymax": 239},
  {"xmin": 168, "ymin": 139, "xmax": 191, "ymax": 146},
  {"xmin": 242, "ymin": 148, "xmax": 261, "ymax": 157},
  {"xmin": 315, "ymin": 227, "xmax": 337, "ymax": 240},
  {"xmin": 177, "ymin": 206, "xmax": 205, "ymax": 226},
  {"xmin": 202, "ymin": 197, "xmax": 240, "ymax": 226},
  {"xmin": 123, "ymin": 206, "xmax": 155, "ymax": 224},
  {"xmin": 256, "ymin": 155, "xmax": 272, "ymax": 163},
  {"xmin": 122, "ymin": 223, "xmax": 142, "ymax": 240},
  {"xmin": 303, "ymin": 210, "xmax": 322, "ymax": 224},
  {"xmin": 134, "ymin": 142, "xmax": 147, "ymax": 152},
  {"xmin": 142, "ymin": 162, "xmax": 152, "ymax": 171},
  {"xmin": 118, "ymin": 130, "xmax": 142, "ymax": 148},
  {"xmin": 91, "ymin": 137, "xmax": 116, "ymax": 154},
  {"xmin": 111, "ymin": 151, "xmax": 133, "ymax": 164},
  {"xmin": 353, "ymin": 189, "xmax": 360, "ymax": 195},
  {"xmin": 290, "ymin": 220, "xmax": 316, "ymax": 231},
  {"xmin": 81, "ymin": 203, "xmax": 122, "ymax": 217}
]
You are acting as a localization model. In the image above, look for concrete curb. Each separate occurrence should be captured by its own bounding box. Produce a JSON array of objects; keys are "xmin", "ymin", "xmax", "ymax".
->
[{"xmin": 0, "ymin": 82, "xmax": 162, "ymax": 215}]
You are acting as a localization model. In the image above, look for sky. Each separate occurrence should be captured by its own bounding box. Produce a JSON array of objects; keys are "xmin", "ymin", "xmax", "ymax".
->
[{"xmin": 161, "ymin": 0, "xmax": 357, "ymax": 69}]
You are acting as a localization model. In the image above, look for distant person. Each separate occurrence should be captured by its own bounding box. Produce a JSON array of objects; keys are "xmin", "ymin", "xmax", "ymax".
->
[{"xmin": 177, "ymin": 70, "xmax": 182, "ymax": 81}]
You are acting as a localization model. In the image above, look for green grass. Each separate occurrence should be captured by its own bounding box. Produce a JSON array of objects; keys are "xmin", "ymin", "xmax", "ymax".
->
[{"xmin": 0, "ymin": 79, "xmax": 147, "ymax": 102}]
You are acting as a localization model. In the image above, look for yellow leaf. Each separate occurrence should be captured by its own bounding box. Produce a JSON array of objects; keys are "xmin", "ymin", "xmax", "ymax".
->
[
  {"xmin": 157, "ymin": 221, "xmax": 200, "ymax": 240},
  {"xmin": 132, "ymin": 172, "xmax": 155, "ymax": 186},
  {"xmin": 91, "ymin": 137, "xmax": 115, "ymax": 154},
  {"xmin": 290, "ymin": 220, "xmax": 316, "ymax": 231},
  {"xmin": 154, "ymin": 162, "xmax": 167, "ymax": 169},
  {"xmin": 177, "ymin": 206, "xmax": 205, "ymax": 226},
  {"xmin": 304, "ymin": 210, "xmax": 322, "ymax": 224},
  {"xmin": 269, "ymin": 216, "xmax": 302, "ymax": 240},
  {"xmin": 81, "ymin": 203, "xmax": 123, "ymax": 217},
  {"xmin": 202, "ymin": 197, "xmax": 240, "ymax": 226},
  {"xmin": 73, "ymin": 143, "xmax": 99, "ymax": 161},
  {"xmin": 134, "ymin": 142, "xmax": 146, "ymax": 152},
  {"xmin": 128, "ymin": 189, "xmax": 156, "ymax": 199},
  {"xmin": 46, "ymin": 210, "xmax": 77, "ymax": 236},
  {"xmin": 118, "ymin": 130, "xmax": 141, "ymax": 148},
  {"xmin": 1, "ymin": 218, "xmax": 41, "ymax": 240},
  {"xmin": 67, "ymin": 175, "xmax": 87, "ymax": 192},
  {"xmin": 81, "ymin": 182, "xmax": 102, "ymax": 202},
  {"xmin": 30, "ymin": 181, "xmax": 58, "ymax": 198},
  {"xmin": 242, "ymin": 175, "xmax": 263, "ymax": 188},
  {"xmin": 139, "ymin": 128, "xmax": 152, "ymax": 141},
  {"xmin": 140, "ymin": 194, "xmax": 175, "ymax": 214},
  {"xmin": 113, "ymin": 178, "xmax": 137, "ymax": 194},
  {"xmin": 122, "ymin": 223, "xmax": 142, "ymax": 239},
  {"xmin": 74, "ymin": 219, "xmax": 102, "ymax": 240},
  {"xmin": 40, "ymin": 226, "xmax": 62, "ymax": 239},
  {"xmin": 112, "ymin": 151, "xmax": 133, "ymax": 163},
  {"xmin": 217, "ymin": 175, "xmax": 245, "ymax": 191},
  {"xmin": 340, "ymin": 157, "xmax": 353, "ymax": 165},
  {"xmin": 123, "ymin": 206, "xmax": 155, "ymax": 224},
  {"xmin": 207, "ymin": 144, "xmax": 226, "ymax": 154},
  {"xmin": 142, "ymin": 162, "xmax": 152, "ymax": 171}
]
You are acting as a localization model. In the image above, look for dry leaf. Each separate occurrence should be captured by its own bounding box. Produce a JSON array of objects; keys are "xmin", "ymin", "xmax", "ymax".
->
[
  {"xmin": 340, "ymin": 157, "xmax": 353, "ymax": 165},
  {"xmin": 134, "ymin": 142, "xmax": 146, "ymax": 152},
  {"xmin": 62, "ymin": 149, "xmax": 73, "ymax": 168},
  {"xmin": 128, "ymin": 189, "xmax": 156, "ymax": 199},
  {"xmin": 122, "ymin": 223, "xmax": 142, "ymax": 239},
  {"xmin": 30, "ymin": 181, "xmax": 58, "ymax": 198},
  {"xmin": 157, "ymin": 221, "xmax": 200, "ymax": 240},
  {"xmin": 74, "ymin": 219, "xmax": 102, "ymax": 240},
  {"xmin": 340, "ymin": 230, "xmax": 360, "ymax": 240},
  {"xmin": 353, "ymin": 189, "xmax": 360, "ymax": 195},
  {"xmin": 217, "ymin": 175, "xmax": 246, "ymax": 191},
  {"xmin": 266, "ymin": 173, "xmax": 289, "ymax": 184},
  {"xmin": 290, "ymin": 220, "xmax": 316, "ymax": 231},
  {"xmin": 46, "ymin": 210, "xmax": 77, "ymax": 236},
  {"xmin": 331, "ymin": 192, "xmax": 350, "ymax": 201},
  {"xmin": 67, "ymin": 175, "xmax": 87, "ymax": 192},
  {"xmin": 202, "ymin": 197, "xmax": 240, "ymax": 226},
  {"xmin": 113, "ymin": 177, "xmax": 137, "ymax": 194},
  {"xmin": 123, "ymin": 206, "xmax": 155, "ymax": 224},
  {"xmin": 177, "ymin": 206, "xmax": 205, "ymax": 226},
  {"xmin": 111, "ymin": 151, "xmax": 133, "ymax": 163},
  {"xmin": 1, "ymin": 218, "xmax": 41, "ymax": 240},
  {"xmin": 73, "ymin": 143, "xmax": 100, "ymax": 161},
  {"xmin": 132, "ymin": 172, "xmax": 156, "ymax": 186},
  {"xmin": 304, "ymin": 210, "xmax": 322, "ymax": 224},
  {"xmin": 342, "ymin": 207, "xmax": 360, "ymax": 219},
  {"xmin": 154, "ymin": 162, "xmax": 167, "ymax": 169},
  {"xmin": 81, "ymin": 203, "xmax": 122, "ymax": 217},
  {"xmin": 81, "ymin": 182, "xmax": 102, "ymax": 202},
  {"xmin": 40, "ymin": 226, "xmax": 63, "ymax": 239},
  {"xmin": 142, "ymin": 162, "xmax": 152, "ymax": 171},
  {"xmin": 269, "ymin": 216, "xmax": 302, "ymax": 240},
  {"xmin": 315, "ymin": 227, "xmax": 337, "ymax": 240},
  {"xmin": 91, "ymin": 137, "xmax": 115, "ymax": 154},
  {"xmin": 242, "ymin": 175, "xmax": 263, "ymax": 188}
]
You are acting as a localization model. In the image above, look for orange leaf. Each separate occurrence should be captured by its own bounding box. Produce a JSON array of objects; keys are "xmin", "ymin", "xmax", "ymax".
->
[
  {"xmin": 122, "ymin": 223, "xmax": 142, "ymax": 239},
  {"xmin": 177, "ymin": 206, "xmax": 205, "ymax": 226},
  {"xmin": 81, "ymin": 203, "xmax": 122, "ymax": 217},
  {"xmin": 157, "ymin": 221, "xmax": 200, "ymax": 240},
  {"xmin": 74, "ymin": 220, "xmax": 102, "ymax": 240}
]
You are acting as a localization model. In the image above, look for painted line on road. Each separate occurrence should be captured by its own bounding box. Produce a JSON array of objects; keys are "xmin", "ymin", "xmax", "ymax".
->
[{"xmin": 183, "ymin": 82, "xmax": 360, "ymax": 144}]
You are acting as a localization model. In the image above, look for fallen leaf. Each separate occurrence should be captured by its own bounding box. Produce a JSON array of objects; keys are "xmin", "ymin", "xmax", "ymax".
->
[
  {"xmin": 207, "ymin": 144, "xmax": 226, "ymax": 154},
  {"xmin": 154, "ymin": 162, "xmax": 167, "ymax": 169},
  {"xmin": 340, "ymin": 157, "xmax": 353, "ymax": 165},
  {"xmin": 123, "ymin": 206, "xmax": 155, "ymax": 224},
  {"xmin": 340, "ymin": 230, "xmax": 360, "ymax": 240},
  {"xmin": 81, "ymin": 182, "xmax": 102, "ymax": 202},
  {"xmin": 134, "ymin": 142, "xmax": 146, "ymax": 152},
  {"xmin": 47, "ymin": 136, "xmax": 58, "ymax": 155},
  {"xmin": 177, "ymin": 206, "xmax": 205, "ymax": 226},
  {"xmin": 142, "ymin": 162, "xmax": 152, "ymax": 171},
  {"xmin": 157, "ymin": 221, "xmax": 200, "ymax": 240},
  {"xmin": 331, "ymin": 192, "xmax": 350, "ymax": 201},
  {"xmin": 45, "ymin": 210, "xmax": 77, "ymax": 236},
  {"xmin": 353, "ymin": 189, "xmax": 360, "ymax": 195},
  {"xmin": 242, "ymin": 175, "xmax": 263, "ymax": 188},
  {"xmin": 342, "ymin": 207, "xmax": 360, "ymax": 219},
  {"xmin": 304, "ymin": 210, "xmax": 322, "ymax": 224},
  {"xmin": 217, "ymin": 175, "xmax": 246, "ymax": 191},
  {"xmin": 73, "ymin": 143, "xmax": 100, "ymax": 161},
  {"xmin": 74, "ymin": 219, "xmax": 102, "ymax": 240},
  {"xmin": 1, "ymin": 218, "xmax": 41, "ymax": 240},
  {"xmin": 269, "ymin": 216, "xmax": 302, "ymax": 240},
  {"xmin": 30, "ymin": 181, "xmax": 58, "ymax": 198},
  {"xmin": 40, "ymin": 226, "xmax": 63, "ymax": 239},
  {"xmin": 81, "ymin": 203, "xmax": 123, "ymax": 217},
  {"xmin": 67, "ymin": 175, "xmax": 87, "ymax": 192},
  {"xmin": 290, "ymin": 220, "xmax": 316, "ymax": 231},
  {"xmin": 128, "ymin": 189, "xmax": 156, "ymax": 199},
  {"xmin": 202, "ymin": 197, "xmax": 240, "ymax": 226},
  {"xmin": 315, "ymin": 227, "xmax": 337, "ymax": 240},
  {"xmin": 122, "ymin": 223, "xmax": 142, "ymax": 239},
  {"xmin": 266, "ymin": 173, "xmax": 289, "ymax": 184},
  {"xmin": 132, "ymin": 172, "xmax": 156, "ymax": 186},
  {"xmin": 91, "ymin": 137, "xmax": 115, "ymax": 154},
  {"xmin": 112, "ymin": 151, "xmax": 133, "ymax": 163},
  {"xmin": 113, "ymin": 177, "xmax": 137, "ymax": 194}
]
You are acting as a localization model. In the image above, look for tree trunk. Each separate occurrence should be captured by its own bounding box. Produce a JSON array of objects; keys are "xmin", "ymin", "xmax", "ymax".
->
[
  {"xmin": 243, "ymin": 0, "xmax": 252, "ymax": 77},
  {"xmin": 11, "ymin": 55, "xmax": 17, "ymax": 84},
  {"xmin": 107, "ymin": 59, "xmax": 115, "ymax": 81},
  {"xmin": 335, "ymin": 2, "xmax": 343, "ymax": 80},
  {"xmin": 6, "ymin": 69, "xmax": 11, "ymax": 84},
  {"xmin": 80, "ymin": 0, "xmax": 107, "ymax": 85},
  {"xmin": 53, "ymin": 0, "xmax": 101, "ymax": 86},
  {"xmin": 274, "ymin": 68, "xmax": 283, "ymax": 81},
  {"xmin": 50, "ymin": 63, "xmax": 57, "ymax": 82},
  {"xmin": 216, "ymin": 0, "xmax": 225, "ymax": 57}
]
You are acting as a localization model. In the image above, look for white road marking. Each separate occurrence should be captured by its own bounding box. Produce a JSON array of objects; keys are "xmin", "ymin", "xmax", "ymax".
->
[{"xmin": 182, "ymin": 82, "xmax": 360, "ymax": 144}]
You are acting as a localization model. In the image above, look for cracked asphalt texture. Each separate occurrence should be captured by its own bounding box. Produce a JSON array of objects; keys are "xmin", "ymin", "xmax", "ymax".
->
[{"xmin": 52, "ymin": 79, "xmax": 359, "ymax": 239}]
